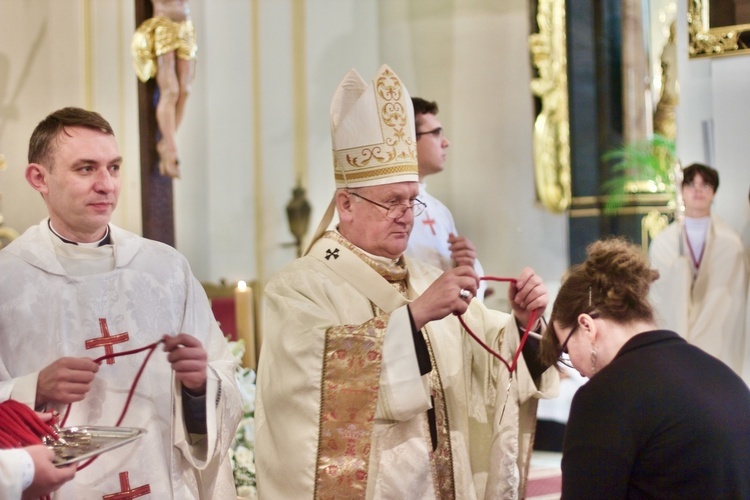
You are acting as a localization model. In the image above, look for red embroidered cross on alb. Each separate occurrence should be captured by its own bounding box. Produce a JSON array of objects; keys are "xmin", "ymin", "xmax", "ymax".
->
[
  {"xmin": 422, "ymin": 212, "xmax": 437, "ymax": 236},
  {"xmin": 85, "ymin": 318, "xmax": 130, "ymax": 365},
  {"xmin": 102, "ymin": 471, "xmax": 151, "ymax": 499}
]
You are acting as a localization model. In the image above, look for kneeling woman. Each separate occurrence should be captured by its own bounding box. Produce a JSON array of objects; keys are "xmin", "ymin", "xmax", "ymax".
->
[{"xmin": 540, "ymin": 237, "xmax": 750, "ymax": 499}]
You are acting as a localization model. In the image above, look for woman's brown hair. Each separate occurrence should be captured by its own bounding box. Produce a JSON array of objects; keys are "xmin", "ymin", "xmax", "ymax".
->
[{"xmin": 539, "ymin": 237, "xmax": 659, "ymax": 366}]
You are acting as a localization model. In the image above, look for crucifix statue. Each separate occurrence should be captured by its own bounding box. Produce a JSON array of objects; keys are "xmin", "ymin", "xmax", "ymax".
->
[
  {"xmin": 132, "ymin": 0, "xmax": 197, "ymax": 247},
  {"xmin": 132, "ymin": 0, "xmax": 196, "ymax": 179}
]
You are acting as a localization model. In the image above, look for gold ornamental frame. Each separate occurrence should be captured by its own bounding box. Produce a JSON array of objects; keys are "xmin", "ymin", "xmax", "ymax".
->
[
  {"xmin": 529, "ymin": 0, "xmax": 571, "ymax": 213},
  {"xmin": 688, "ymin": 0, "xmax": 750, "ymax": 57}
]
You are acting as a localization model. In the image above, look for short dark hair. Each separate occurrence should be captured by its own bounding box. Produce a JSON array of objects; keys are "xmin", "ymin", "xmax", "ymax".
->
[
  {"xmin": 28, "ymin": 107, "xmax": 114, "ymax": 168},
  {"xmin": 682, "ymin": 163, "xmax": 719, "ymax": 192},
  {"xmin": 411, "ymin": 97, "xmax": 439, "ymax": 116}
]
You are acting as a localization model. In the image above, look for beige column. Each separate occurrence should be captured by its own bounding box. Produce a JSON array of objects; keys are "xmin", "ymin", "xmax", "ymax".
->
[{"xmin": 621, "ymin": 0, "xmax": 653, "ymax": 142}]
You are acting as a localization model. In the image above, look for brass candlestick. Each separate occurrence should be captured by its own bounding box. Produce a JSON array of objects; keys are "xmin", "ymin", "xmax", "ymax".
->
[{"xmin": 285, "ymin": 184, "xmax": 311, "ymax": 258}]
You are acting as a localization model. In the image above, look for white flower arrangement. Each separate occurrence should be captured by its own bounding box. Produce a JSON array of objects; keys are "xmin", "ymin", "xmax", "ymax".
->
[{"xmin": 227, "ymin": 339, "xmax": 257, "ymax": 499}]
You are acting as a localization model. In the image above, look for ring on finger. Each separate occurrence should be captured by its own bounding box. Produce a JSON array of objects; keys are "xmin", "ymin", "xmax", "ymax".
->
[{"xmin": 459, "ymin": 288, "xmax": 471, "ymax": 300}]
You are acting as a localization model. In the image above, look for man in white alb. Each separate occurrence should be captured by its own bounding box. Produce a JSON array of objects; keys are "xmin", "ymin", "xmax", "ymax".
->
[
  {"xmin": 0, "ymin": 107, "xmax": 242, "ymax": 498},
  {"xmin": 649, "ymin": 163, "xmax": 748, "ymax": 381},
  {"xmin": 406, "ymin": 97, "xmax": 488, "ymax": 300}
]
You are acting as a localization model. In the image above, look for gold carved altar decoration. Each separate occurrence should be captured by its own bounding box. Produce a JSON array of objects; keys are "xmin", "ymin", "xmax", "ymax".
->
[
  {"xmin": 530, "ymin": 0, "xmax": 571, "ymax": 213},
  {"xmin": 688, "ymin": 0, "xmax": 750, "ymax": 58}
]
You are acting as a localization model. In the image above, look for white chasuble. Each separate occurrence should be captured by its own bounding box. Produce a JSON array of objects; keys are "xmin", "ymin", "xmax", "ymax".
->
[
  {"xmin": 255, "ymin": 231, "xmax": 558, "ymax": 499},
  {"xmin": 0, "ymin": 220, "xmax": 243, "ymax": 499},
  {"xmin": 649, "ymin": 216, "xmax": 748, "ymax": 381}
]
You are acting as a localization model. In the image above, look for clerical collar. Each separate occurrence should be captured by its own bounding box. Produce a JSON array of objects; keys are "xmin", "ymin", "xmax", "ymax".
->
[{"xmin": 48, "ymin": 219, "xmax": 112, "ymax": 247}]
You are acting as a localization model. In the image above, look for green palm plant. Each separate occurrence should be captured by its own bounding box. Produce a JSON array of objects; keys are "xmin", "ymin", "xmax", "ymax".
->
[{"xmin": 601, "ymin": 134, "xmax": 678, "ymax": 214}]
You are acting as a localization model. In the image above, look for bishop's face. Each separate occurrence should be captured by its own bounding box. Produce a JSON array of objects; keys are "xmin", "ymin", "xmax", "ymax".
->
[
  {"xmin": 341, "ymin": 181, "xmax": 419, "ymax": 260},
  {"xmin": 35, "ymin": 126, "xmax": 122, "ymax": 242}
]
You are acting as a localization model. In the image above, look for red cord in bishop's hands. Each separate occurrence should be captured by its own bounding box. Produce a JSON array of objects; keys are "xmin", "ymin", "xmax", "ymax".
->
[{"xmin": 457, "ymin": 276, "xmax": 540, "ymax": 374}]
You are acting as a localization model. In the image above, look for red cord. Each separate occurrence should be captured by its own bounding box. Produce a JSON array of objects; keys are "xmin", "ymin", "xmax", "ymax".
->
[
  {"xmin": 0, "ymin": 401, "xmax": 63, "ymax": 500},
  {"xmin": 458, "ymin": 276, "xmax": 540, "ymax": 374},
  {"xmin": 57, "ymin": 340, "xmax": 163, "ymax": 470},
  {"xmin": 0, "ymin": 400, "xmax": 59, "ymax": 448}
]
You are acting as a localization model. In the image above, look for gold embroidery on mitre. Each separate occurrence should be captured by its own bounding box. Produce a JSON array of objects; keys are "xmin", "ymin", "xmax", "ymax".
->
[
  {"xmin": 333, "ymin": 67, "xmax": 418, "ymax": 186},
  {"xmin": 334, "ymin": 164, "xmax": 419, "ymax": 184},
  {"xmin": 315, "ymin": 318, "xmax": 386, "ymax": 499}
]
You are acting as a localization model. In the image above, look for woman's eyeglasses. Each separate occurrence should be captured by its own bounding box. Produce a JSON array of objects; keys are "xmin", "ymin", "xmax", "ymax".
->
[{"xmin": 556, "ymin": 313, "xmax": 599, "ymax": 369}]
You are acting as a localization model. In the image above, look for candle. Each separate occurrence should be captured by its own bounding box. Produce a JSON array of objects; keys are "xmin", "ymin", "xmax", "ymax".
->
[{"xmin": 234, "ymin": 281, "xmax": 256, "ymax": 369}]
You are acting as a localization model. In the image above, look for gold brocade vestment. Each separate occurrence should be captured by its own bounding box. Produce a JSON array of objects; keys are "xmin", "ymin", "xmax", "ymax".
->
[{"xmin": 255, "ymin": 231, "xmax": 559, "ymax": 499}]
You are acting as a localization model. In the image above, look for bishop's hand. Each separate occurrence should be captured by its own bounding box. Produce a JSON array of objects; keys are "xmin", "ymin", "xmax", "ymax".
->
[
  {"xmin": 409, "ymin": 266, "xmax": 479, "ymax": 331},
  {"xmin": 162, "ymin": 333, "xmax": 207, "ymax": 395},
  {"xmin": 509, "ymin": 267, "xmax": 547, "ymax": 328}
]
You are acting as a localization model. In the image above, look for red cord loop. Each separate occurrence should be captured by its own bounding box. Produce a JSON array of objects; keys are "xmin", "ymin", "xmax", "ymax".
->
[
  {"xmin": 56, "ymin": 339, "xmax": 164, "ymax": 470},
  {"xmin": 458, "ymin": 276, "xmax": 540, "ymax": 374}
]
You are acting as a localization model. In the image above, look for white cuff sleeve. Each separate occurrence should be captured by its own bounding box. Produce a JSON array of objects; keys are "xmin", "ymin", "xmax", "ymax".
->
[{"xmin": 5, "ymin": 448, "xmax": 35, "ymax": 491}]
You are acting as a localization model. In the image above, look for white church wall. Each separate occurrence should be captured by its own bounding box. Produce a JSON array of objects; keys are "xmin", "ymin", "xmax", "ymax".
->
[
  {"xmin": 255, "ymin": 0, "xmax": 301, "ymax": 283},
  {"xmin": 253, "ymin": 0, "xmax": 384, "ymax": 283},
  {"xmin": 1, "ymin": 1, "xmax": 85, "ymax": 232},
  {"xmin": 0, "ymin": 0, "xmax": 140, "ymax": 237},
  {"xmin": 174, "ymin": 0, "xmax": 383, "ymax": 285},
  {"xmin": 304, "ymin": 0, "xmax": 382, "ymax": 267},
  {"xmin": 379, "ymin": 1, "xmax": 570, "ymax": 303},
  {"xmin": 174, "ymin": 0, "xmax": 256, "ymax": 284},
  {"xmin": 710, "ymin": 59, "xmax": 750, "ymax": 247},
  {"xmin": 674, "ymin": 0, "xmax": 750, "ymax": 247},
  {"xmin": 2, "ymin": 0, "xmax": 746, "ymax": 300}
]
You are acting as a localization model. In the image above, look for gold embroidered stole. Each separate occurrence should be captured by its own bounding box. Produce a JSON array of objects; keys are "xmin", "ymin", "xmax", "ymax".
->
[
  {"xmin": 422, "ymin": 332, "xmax": 456, "ymax": 500},
  {"xmin": 309, "ymin": 232, "xmax": 454, "ymax": 499}
]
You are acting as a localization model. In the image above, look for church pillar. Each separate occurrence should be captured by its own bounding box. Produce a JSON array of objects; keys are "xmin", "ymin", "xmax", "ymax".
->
[
  {"xmin": 621, "ymin": 0, "xmax": 653, "ymax": 143},
  {"xmin": 566, "ymin": 0, "xmax": 668, "ymax": 263},
  {"xmin": 566, "ymin": 0, "xmax": 622, "ymax": 263}
]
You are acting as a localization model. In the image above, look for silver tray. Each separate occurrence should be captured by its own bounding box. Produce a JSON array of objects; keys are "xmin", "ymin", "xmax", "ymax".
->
[{"xmin": 50, "ymin": 426, "xmax": 146, "ymax": 466}]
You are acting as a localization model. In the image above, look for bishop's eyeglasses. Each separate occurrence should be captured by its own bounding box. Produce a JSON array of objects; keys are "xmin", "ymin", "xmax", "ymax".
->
[{"xmin": 348, "ymin": 192, "xmax": 427, "ymax": 219}]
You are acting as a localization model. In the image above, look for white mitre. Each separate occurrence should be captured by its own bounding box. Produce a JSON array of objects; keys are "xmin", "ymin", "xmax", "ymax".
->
[
  {"xmin": 305, "ymin": 64, "xmax": 418, "ymax": 253},
  {"xmin": 330, "ymin": 64, "xmax": 418, "ymax": 187}
]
